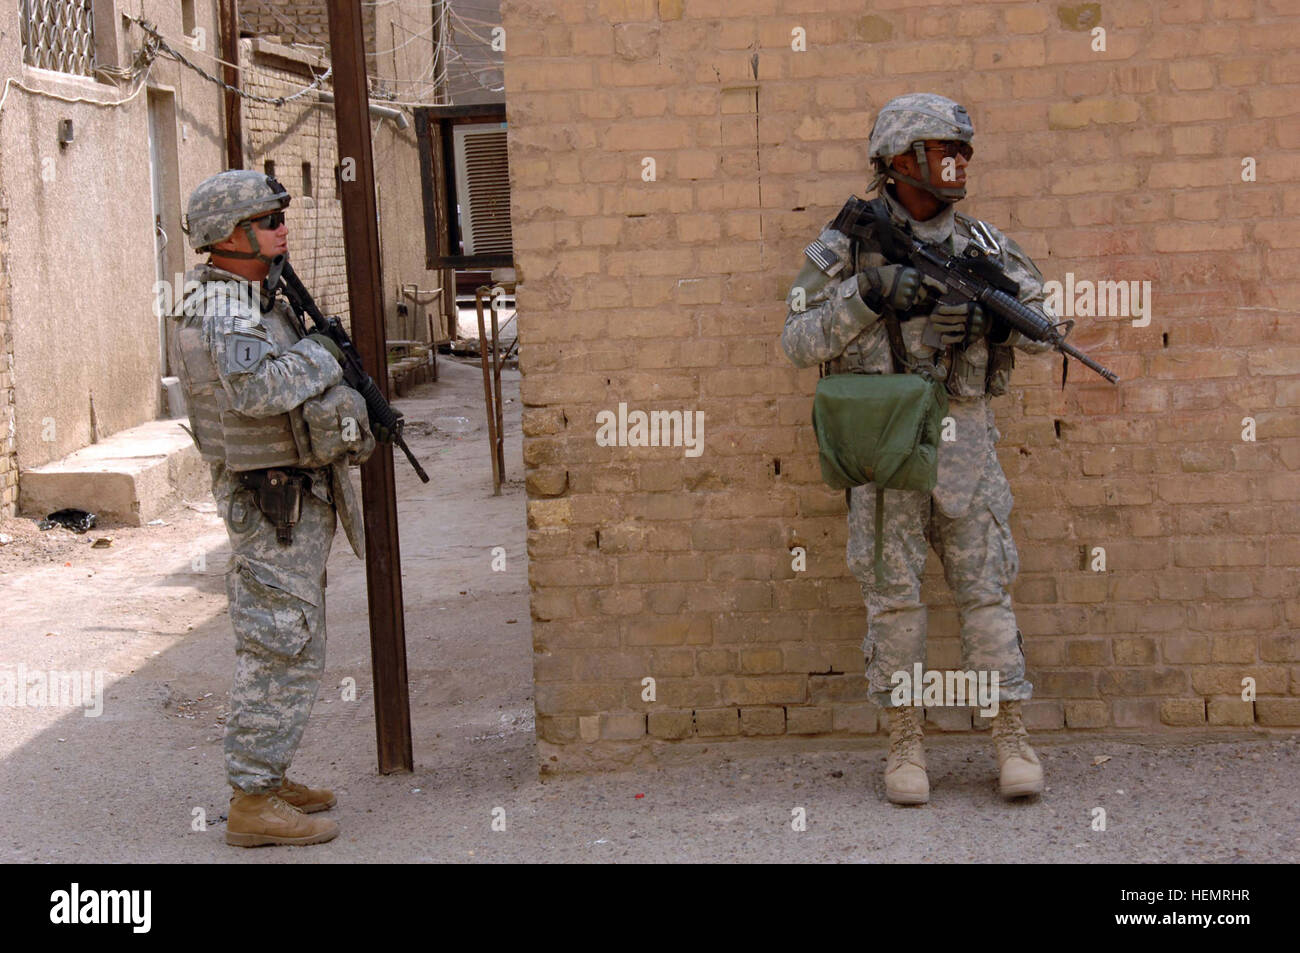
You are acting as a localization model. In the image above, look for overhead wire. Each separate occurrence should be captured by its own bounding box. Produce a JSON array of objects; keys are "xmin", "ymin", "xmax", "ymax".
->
[{"xmin": 124, "ymin": 15, "xmax": 332, "ymax": 106}]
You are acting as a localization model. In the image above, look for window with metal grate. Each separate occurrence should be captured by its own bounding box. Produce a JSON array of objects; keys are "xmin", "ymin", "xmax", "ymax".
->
[{"xmin": 19, "ymin": 0, "xmax": 97, "ymax": 77}]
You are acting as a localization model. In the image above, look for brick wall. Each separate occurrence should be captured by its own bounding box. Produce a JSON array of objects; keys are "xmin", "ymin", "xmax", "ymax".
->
[
  {"xmin": 240, "ymin": 0, "xmax": 377, "ymax": 52},
  {"xmin": 504, "ymin": 0, "xmax": 1300, "ymax": 770},
  {"xmin": 241, "ymin": 41, "xmax": 353, "ymax": 323}
]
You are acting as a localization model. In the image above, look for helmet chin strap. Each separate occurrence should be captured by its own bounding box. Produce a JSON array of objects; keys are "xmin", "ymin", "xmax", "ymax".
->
[{"xmin": 208, "ymin": 221, "xmax": 278, "ymax": 264}]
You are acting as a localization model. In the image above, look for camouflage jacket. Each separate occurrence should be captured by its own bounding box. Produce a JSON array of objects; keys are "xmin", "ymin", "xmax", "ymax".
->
[
  {"xmin": 177, "ymin": 263, "xmax": 366, "ymax": 559},
  {"xmin": 780, "ymin": 187, "xmax": 1054, "ymax": 517}
]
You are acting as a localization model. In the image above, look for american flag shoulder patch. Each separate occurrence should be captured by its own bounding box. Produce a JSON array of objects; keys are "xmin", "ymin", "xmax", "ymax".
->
[{"xmin": 804, "ymin": 239, "xmax": 842, "ymax": 276}]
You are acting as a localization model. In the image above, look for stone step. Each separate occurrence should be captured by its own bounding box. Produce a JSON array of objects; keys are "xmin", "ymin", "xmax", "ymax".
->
[{"xmin": 20, "ymin": 419, "xmax": 208, "ymax": 527}]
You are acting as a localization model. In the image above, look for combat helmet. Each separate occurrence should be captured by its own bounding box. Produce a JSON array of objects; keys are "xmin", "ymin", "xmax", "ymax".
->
[
  {"xmin": 868, "ymin": 92, "xmax": 974, "ymax": 203},
  {"xmin": 183, "ymin": 170, "xmax": 290, "ymax": 263}
]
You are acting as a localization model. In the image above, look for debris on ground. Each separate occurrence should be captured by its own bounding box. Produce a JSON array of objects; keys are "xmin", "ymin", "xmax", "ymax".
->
[{"xmin": 39, "ymin": 508, "xmax": 97, "ymax": 533}]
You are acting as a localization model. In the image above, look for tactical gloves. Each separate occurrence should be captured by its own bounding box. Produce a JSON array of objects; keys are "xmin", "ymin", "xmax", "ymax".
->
[
  {"xmin": 929, "ymin": 300, "xmax": 990, "ymax": 346},
  {"xmin": 856, "ymin": 264, "xmax": 928, "ymax": 314},
  {"xmin": 306, "ymin": 333, "xmax": 344, "ymax": 364}
]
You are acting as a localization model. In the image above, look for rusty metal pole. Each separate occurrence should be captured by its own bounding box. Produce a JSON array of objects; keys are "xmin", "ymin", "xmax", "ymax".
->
[
  {"xmin": 218, "ymin": 0, "xmax": 243, "ymax": 168},
  {"xmin": 491, "ymin": 301, "xmax": 505, "ymax": 481},
  {"xmin": 325, "ymin": 0, "xmax": 414, "ymax": 774},
  {"xmin": 476, "ymin": 286, "xmax": 502, "ymax": 495}
]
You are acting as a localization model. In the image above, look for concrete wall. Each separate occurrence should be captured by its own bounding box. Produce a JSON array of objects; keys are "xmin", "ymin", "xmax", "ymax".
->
[
  {"xmin": 502, "ymin": 0, "xmax": 1300, "ymax": 770},
  {"xmin": 0, "ymin": 0, "xmax": 435, "ymax": 518},
  {"xmin": 0, "ymin": 1, "xmax": 227, "ymax": 503},
  {"xmin": 0, "ymin": 176, "xmax": 14, "ymax": 516}
]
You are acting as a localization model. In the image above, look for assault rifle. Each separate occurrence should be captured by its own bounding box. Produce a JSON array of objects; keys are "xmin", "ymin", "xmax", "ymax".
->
[
  {"xmin": 274, "ymin": 257, "xmax": 431, "ymax": 482},
  {"xmin": 832, "ymin": 196, "xmax": 1119, "ymax": 385}
]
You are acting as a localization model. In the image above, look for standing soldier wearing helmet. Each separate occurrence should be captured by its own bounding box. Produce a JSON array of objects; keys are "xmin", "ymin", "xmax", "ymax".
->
[
  {"xmin": 781, "ymin": 93, "xmax": 1054, "ymax": 805},
  {"xmin": 177, "ymin": 170, "xmax": 375, "ymax": 846}
]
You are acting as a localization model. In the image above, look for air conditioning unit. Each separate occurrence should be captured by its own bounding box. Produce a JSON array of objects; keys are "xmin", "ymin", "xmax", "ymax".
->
[{"xmin": 452, "ymin": 122, "xmax": 512, "ymax": 257}]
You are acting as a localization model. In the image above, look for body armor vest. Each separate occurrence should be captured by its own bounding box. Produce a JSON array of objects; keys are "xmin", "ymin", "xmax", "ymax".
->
[
  {"xmin": 175, "ymin": 271, "xmax": 314, "ymax": 471},
  {"xmin": 823, "ymin": 197, "xmax": 1014, "ymax": 397}
]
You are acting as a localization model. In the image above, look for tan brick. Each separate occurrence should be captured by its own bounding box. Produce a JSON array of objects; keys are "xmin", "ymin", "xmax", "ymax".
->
[
  {"xmin": 694, "ymin": 707, "xmax": 739, "ymax": 737},
  {"xmin": 647, "ymin": 710, "xmax": 693, "ymax": 739},
  {"xmin": 537, "ymin": 715, "xmax": 579, "ymax": 744},
  {"xmin": 1211, "ymin": 635, "xmax": 1259, "ymax": 664},
  {"xmin": 924, "ymin": 707, "xmax": 973, "ymax": 731},
  {"xmin": 1064, "ymin": 700, "xmax": 1110, "ymax": 728},
  {"xmin": 740, "ymin": 649, "xmax": 783, "ymax": 675},
  {"xmin": 1048, "ymin": 99, "xmax": 1141, "ymax": 129},
  {"xmin": 1161, "ymin": 698, "xmax": 1207, "ymax": 726},
  {"xmin": 1112, "ymin": 699, "xmax": 1160, "ymax": 728},
  {"xmin": 526, "ymin": 468, "xmax": 568, "ymax": 497},
  {"xmin": 1067, "ymin": 640, "xmax": 1110, "ymax": 665},
  {"xmin": 786, "ymin": 706, "xmax": 832, "ymax": 734},
  {"xmin": 1169, "ymin": 60, "xmax": 1216, "ymax": 90},
  {"xmin": 602, "ymin": 712, "xmax": 647, "ymax": 740},
  {"xmin": 740, "ymin": 706, "xmax": 786, "ymax": 736},
  {"xmin": 1100, "ymin": 668, "xmax": 1188, "ymax": 696},
  {"xmin": 1255, "ymin": 698, "xmax": 1300, "ymax": 726},
  {"xmin": 1261, "ymin": 635, "xmax": 1300, "ymax": 663},
  {"xmin": 1021, "ymin": 700, "xmax": 1065, "ymax": 730},
  {"xmin": 1192, "ymin": 667, "xmax": 1288, "ymax": 695},
  {"xmin": 1207, "ymin": 697, "xmax": 1254, "ymax": 726},
  {"xmin": 1113, "ymin": 638, "xmax": 1157, "ymax": 665},
  {"xmin": 831, "ymin": 704, "xmax": 878, "ymax": 734},
  {"xmin": 720, "ymin": 675, "xmax": 806, "ymax": 706}
]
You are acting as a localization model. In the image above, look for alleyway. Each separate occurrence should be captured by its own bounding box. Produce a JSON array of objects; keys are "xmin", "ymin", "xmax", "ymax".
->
[{"xmin": 1, "ymin": 359, "xmax": 1297, "ymax": 863}]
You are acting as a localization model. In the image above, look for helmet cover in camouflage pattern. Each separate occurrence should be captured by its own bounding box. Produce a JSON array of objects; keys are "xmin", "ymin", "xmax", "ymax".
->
[
  {"xmin": 868, "ymin": 92, "xmax": 974, "ymax": 161},
  {"xmin": 184, "ymin": 170, "xmax": 291, "ymax": 251}
]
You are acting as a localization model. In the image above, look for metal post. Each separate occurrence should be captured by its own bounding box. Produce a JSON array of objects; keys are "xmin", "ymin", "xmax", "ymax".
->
[
  {"xmin": 476, "ymin": 286, "xmax": 502, "ymax": 495},
  {"xmin": 430, "ymin": 0, "xmax": 457, "ymax": 343},
  {"xmin": 491, "ymin": 301, "xmax": 505, "ymax": 481},
  {"xmin": 326, "ymin": 0, "xmax": 414, "ymax": 774},
  {"xmin": 218, "ymin": 0, "xmax": 243, "ymax": 168}
]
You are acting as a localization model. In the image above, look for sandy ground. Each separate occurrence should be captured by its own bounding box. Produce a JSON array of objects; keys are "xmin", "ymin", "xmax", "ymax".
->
[{"xmin": 1, "ymin": 357, "xmax": 1298, "ymax": 864}]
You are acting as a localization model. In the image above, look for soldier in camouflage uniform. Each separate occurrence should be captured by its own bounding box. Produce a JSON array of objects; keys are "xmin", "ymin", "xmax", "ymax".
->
[
  {"xmin": 176, "ymin": 170, "xmax": 375, "ymax": 846},
  {"xmin": 780, "ymin": 94, "xmax": 1051, "ymax": 805}
]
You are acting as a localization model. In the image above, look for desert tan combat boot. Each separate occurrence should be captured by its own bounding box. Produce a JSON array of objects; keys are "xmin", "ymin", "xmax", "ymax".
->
[
  {"xmin": 226, "ymin": 792, "xmax": 339, "ymax": 847},
  {"xmin": 990, "ymin": 700, "xmax": 1044, "ymax": 799},
  {"xmin": 884, "ymin": 705, "xmax": 929, "ymax": 805},
  {"xmin": 275, "ymin": 777, "xmax": 337, "ymax": 814}
]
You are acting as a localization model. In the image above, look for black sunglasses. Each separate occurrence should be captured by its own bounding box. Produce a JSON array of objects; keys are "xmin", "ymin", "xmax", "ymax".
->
[
  {"xmin": 247, "ymin": 210, "xmax": 285, "ymax": 230},
  {"xmin": 924, "ymin": 141, "xmax": 974, "ymax": 160}
]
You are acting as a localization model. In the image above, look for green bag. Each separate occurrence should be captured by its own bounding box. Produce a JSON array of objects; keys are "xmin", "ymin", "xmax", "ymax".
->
[{"xmin": 812, "ymin": 372, "xmax": 948, "ymax": 584}]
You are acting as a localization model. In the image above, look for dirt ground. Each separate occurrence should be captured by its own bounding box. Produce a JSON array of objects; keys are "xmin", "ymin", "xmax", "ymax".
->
[{"xmin": 1, "ymin": 356, "xmax": 1298, "ymax": 864}]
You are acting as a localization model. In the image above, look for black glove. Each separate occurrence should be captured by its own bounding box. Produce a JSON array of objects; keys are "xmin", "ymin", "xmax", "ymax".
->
[
  {"xmin": 306, "ymin": 333, "xmax": 344, "ymax": 364},
  {"xmin": 930, "ymin": 301, "xmax": 989, "ymax": 346},
  {"xmin": 856, "ymin": 264, "xmax": 926, "ymax": 313}
]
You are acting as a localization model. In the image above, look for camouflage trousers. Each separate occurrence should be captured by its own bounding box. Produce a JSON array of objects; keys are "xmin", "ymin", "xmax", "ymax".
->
[
  {"xmin": 219, "ymin": 480, "xmax": 334, "ymax": 793},
  {"xmin": 846, "ymin": 459, "xmax": 1031, "ymax": 708}
]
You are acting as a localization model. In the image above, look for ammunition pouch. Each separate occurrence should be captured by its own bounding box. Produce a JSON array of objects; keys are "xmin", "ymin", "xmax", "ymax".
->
[
  {"xmin": 986, "ymin": 343, "xmax": 1015, "ymax": 397},
  {"xmin": 238, "ymin": 468, "xmax": 310, "ymax": 545}
]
